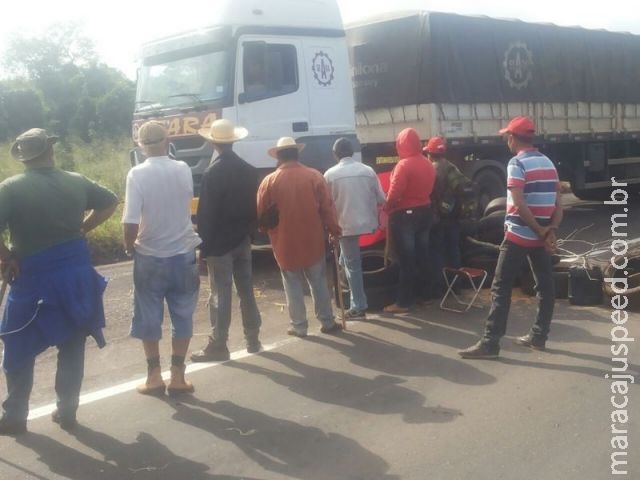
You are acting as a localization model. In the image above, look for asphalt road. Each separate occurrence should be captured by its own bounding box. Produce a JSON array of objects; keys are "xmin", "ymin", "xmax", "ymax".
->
[{"xmin": 0, "ymin": 194, "xmax": 638, "ymax": 479}]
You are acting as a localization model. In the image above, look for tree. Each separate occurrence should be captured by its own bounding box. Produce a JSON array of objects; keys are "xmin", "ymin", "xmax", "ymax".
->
[
  {"xmin": 2, "ymin": 22, "xmax": 98, "ymax": 80},
  {"xmin": 97, "ymin": 82, "xmax": 136, "ymax": 138},
  {"xmin": 1, "ymin": 22, "xmax": 134, "ymax": 142},
  {"xmin": 0, "ymin": 85, "xmax": 46, "ymax": 140}
]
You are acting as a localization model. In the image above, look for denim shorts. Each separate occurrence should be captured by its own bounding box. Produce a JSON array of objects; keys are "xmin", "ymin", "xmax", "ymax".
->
[{"xmin": 131, "ymin": 250, "xmax": 200, "ymax": 340}]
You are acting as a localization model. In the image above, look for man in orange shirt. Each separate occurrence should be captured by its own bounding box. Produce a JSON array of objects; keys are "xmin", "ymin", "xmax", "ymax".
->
[
  {"xmin": 257, "ymin": 137, "xmax": 343, "ymax": 337},
  {"xmin": 384, "ymin": 128, "xmax": 436, "ymax": 313}
]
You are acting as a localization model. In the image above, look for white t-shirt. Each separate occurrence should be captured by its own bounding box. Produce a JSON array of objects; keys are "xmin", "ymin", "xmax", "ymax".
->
[{"xmin": 122, "ymin": 156, "xmax": 201, "ymax": 257}]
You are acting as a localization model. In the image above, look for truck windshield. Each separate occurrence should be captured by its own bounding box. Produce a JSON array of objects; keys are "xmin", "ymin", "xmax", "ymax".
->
[{"xmin": 135, "ymin": 50, "xmax": 228, "ymax": 112}]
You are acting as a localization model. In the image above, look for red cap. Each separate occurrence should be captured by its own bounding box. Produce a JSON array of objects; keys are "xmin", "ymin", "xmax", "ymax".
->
[
  {"xmin": 499, "ymin": 116, "xmax": 535, "ymax": 138},
  {"xmin": 423, "ymin": 136, "xmax": 447, "ymax": 155}
]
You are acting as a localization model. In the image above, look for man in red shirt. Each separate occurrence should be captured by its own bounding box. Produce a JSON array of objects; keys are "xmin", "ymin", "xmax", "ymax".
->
[
  {"xmin": 257, "ymin": 137, "xmax": 343, "ymax": 336},
  {"xmin": 384, "ymin": 128, "xmax": 436, "ymax": 313}
]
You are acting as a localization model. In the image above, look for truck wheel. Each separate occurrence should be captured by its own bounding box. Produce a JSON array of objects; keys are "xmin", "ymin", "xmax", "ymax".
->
[
  {"xmin": 476, "ymin": 211, "xmax": 506, "ymax": 245},
  {"xmin": 571, "ymin": 187, "xmax": 611, "ymax": 201},
  {"xmin": 361, "ymin": 249, "xmax": 399, "ymax": 288},
  {"xmin": 363, "ymin": 284, "xmax": 398, "ymax": 311},
  {"xmin": 483, "ymin": 197, "xmax": 507, "ymax": 217},
  {"xmin": 474, "ymin": 169, "xmax": 506, "ymax": 213}
]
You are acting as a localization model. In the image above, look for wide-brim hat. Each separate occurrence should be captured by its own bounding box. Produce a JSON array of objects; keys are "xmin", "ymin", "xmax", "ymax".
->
[
  {"xmin": 268, "ymin": 137, "xmax": 305, "ymax": 159},
  {"xmin": 10, "ymin": 128, "xmax": 58, "ymax": 162},
  {"xmin": 198, "ymin": 119, "xmax": 248, "ymax": 144}
]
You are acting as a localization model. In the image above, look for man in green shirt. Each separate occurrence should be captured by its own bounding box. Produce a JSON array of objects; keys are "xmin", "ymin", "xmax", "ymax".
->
[{"xmin": 0, "ymin": 128, "xmax": 117, "ymax": 435}]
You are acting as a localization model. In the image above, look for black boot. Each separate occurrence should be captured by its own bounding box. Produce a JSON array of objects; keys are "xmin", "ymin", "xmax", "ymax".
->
[
  {"xmin": 0, "ymin": 416, "xmax": 27, "ymax": 436},
  {"xmin": 190, "ymin": 337, "xmax": 230, "ymax": 362},
  {"xmin": 458, "ymin": 340, "xmax": 500, "ymax": 359}
]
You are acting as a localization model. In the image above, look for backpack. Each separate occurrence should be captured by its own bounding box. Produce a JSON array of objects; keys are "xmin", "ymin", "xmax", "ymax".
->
[
  {"xmin": 433, "ymin": 162, "xmax": 478, "ymax": 220},
  {"xmin": 455, "ymin": 177, "xmax": 480, "ymax": 220}
]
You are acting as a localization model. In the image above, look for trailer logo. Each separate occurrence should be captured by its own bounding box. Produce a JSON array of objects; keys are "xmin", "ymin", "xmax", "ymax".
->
[
  {"xmin": 312, "ymin": 51, "xmax": 335, "ymax": 87},
  {"xmin": 503, "ymin": 42, "xmax": 533, "ymax": 90}
]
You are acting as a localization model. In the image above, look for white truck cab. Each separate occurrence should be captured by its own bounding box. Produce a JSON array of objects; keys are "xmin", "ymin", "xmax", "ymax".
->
[{"xmin": 132, "ymin": 0, "xmax": 357, "ymax": 193}]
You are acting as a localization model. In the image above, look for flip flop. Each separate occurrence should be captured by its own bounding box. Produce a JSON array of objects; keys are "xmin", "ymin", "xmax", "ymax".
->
[{"xmin": 136, "ymin": 383, "xmax": 166, "ymax": 396}]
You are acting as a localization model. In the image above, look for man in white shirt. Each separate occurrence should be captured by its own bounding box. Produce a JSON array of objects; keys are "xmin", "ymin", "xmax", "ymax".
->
[
  {"xmin": 324, "ymin": 138, "xmax": 385, "ymax": 319},
  {"xmin": 123, "ymin": 121, "xmax": 202, "ymax": 397}
]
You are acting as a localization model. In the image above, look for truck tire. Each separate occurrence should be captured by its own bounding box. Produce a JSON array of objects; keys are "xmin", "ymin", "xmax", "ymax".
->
[
  {"xmin": 571, "ymin": 187, "xmax": 611, "ymax": 201},
  {"xmin": 474, "ymin": 169, "xmax": 506, "ymax": 213},
  {"xmin": 603, "ymin": 257, "xmax": 640, "ymax": 309},
  {"xmin": 360, "ymin": 249, "xmax": 399, "ymax": 288},
  {"xmin": 476, "ymin": 211, "xmax": 506, "ymax": 245},
  {"xmin": 364, "ymin": 284, "xmax": 398, "ymax": 311},
  {"xmin": 483, "ymin": 197, "xmax": 507, "ymax": 217},
  {"xmin": 461, "ymin": 236, "xmax": 500, "ymax": 259}
]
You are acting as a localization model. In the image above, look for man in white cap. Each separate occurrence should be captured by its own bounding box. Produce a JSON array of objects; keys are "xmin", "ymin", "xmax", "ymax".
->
[
  {"xmin": 191, "ymin": 119, "xmax": 263, "ymax": 362},
  {"xmin": 123, "ymin": 121, "xmax": 201, "ymax": 396},
  {"xmin": 257, "ymin": 137, "xmax": 343, "ymax": 337},
  {"xmin": 0, "ymin": 128, "xmax": 117, "ymax": 434}
]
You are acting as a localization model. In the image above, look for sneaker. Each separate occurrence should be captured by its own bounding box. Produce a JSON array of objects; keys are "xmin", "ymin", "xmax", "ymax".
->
[
  {"xmin": 320, "ymin": 322, "xmax": 343, "ymax": 334},
  {"xmin": 0, "ymin": 416, "xmax": 27, "ymax": 436},
  {"xmin": 287, "ymin": 328, "xmax": 307, "ymax": 338},
  {"xmin": 514, "ymin": 333, "xmax": 546, "ymax": 351},
  {"xmin": 190, "ymin": 340, "xmax": 230, "ymax": 362},
  {"xmin": 343, "ymin": 309, "xmax": 367, "ymax": 320},
  {"xmin": 246, "ymin": 340, "xmax": 263, "ymax": 354},
  {"xmin": 383, "ymin": 303, "xmax": 410, "ymax": 314},
  {"xmin": 458, "ymin": 340, "xmax": 500, "ymax": 359},
  {"xmin": 52, "ymin": 409, "xmax": 78, "ymax": 431}
]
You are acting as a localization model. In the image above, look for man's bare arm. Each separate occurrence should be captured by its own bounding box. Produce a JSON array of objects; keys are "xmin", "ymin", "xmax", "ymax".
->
[
  {"xmin": 509, "ymin": 187, "xmax": 547, "ymax": 238},
  {"xmin": 123, "ymin": 223, "xmax": 139, "ymax": 254},
  {"xmin": 82, "ymin": 201, "xmax": 118, "ymax": 234}
]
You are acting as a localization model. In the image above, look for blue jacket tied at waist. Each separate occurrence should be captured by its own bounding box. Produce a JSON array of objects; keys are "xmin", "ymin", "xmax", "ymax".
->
[{"xmin": 0, "ymin": 239, "xmax": 107, "ymax": 372}]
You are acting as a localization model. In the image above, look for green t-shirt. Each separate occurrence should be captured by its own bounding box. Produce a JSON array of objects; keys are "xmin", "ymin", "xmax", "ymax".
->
[{"xmin": 0, "ymin": 167, "xmax": 118, "ymax": 258}]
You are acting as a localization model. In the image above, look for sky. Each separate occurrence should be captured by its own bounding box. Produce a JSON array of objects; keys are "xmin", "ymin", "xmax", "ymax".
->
[{"xmin": 1, "ymin": 0, "xmax": 639, "ymax": 78}]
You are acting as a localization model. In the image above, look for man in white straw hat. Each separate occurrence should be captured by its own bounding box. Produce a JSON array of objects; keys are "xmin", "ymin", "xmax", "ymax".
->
[
  {"xmin": 191, "ymin": 119, "xmax": 263, "ymax": 362},
  {"xmin": 257, "ymin": 137, "xmax": 343, "ymax": 337}
]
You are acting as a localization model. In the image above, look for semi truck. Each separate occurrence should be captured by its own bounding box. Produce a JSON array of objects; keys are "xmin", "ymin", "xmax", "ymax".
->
[{"xmin": 131, "ymin": 0, "xmax": 640, "ymax": 203}]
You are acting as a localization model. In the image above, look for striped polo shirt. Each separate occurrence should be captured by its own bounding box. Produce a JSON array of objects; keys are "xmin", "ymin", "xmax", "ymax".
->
[{"xmin": 505, "ymin": 149, "xmax": 559, "ymax": 247}]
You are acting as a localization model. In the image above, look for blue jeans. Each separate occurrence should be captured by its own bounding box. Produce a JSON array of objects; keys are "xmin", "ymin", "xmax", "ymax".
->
[
  {"xmin": 206, "ymin": 236, "xmax": 262, "ymax": 346},
  {"xmin": 429, "ymin": 219, "xmax": 462, "ymax": 295},
  {"xmin": 389, "ymin": 206, "xmax": 434, "ymax": 307},
  {"xmin": 483, "ymin": 240, "xmax": 555, "ymax": 344},
  {"xmin": 131, "ymin": 250, "xmax": 200, "ymax": 341},
  {"xmin": 2, "ymin": 331, "xmax": 86, "ymax": 422},
  {"xmin": 339, "ymin": 236, "xmax": 367, "ymax": 312},
  {"xmin": 281, "ymin": 256, "xmax": 335, "ymax": 334}
]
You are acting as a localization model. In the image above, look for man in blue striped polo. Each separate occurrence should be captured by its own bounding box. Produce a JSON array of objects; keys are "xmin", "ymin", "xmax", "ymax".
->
[{"xmin": 459, "ymin": 116, "xmax": 563, "ymax": 359}]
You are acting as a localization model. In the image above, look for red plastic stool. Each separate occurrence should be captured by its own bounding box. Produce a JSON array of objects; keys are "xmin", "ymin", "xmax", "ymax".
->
[{"xmin": 440, "ymin": 267, "xmax": 488, "ymax": 313}]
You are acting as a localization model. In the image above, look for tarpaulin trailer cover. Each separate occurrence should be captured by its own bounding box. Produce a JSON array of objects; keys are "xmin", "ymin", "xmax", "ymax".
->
[{"xmin": 348, "ymin": 11, "xmax": 640, "ymax": 110}]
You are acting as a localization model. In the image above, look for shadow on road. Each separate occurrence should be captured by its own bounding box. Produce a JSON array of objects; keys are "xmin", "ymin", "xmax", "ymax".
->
[
  {"xmin": 226, "ymin": 350, "xmax": 462, "ymax": 424},
  {"xmin": 167, "ymin": 397, "xmax": 401, "ymax": 480},
  {"xmin": 16, "ymin": 427, "xmax": 254, "ymax": 480},
  {"xmin": 308, "ymin": 328, "xmax": 496, "ymax": 386}
]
